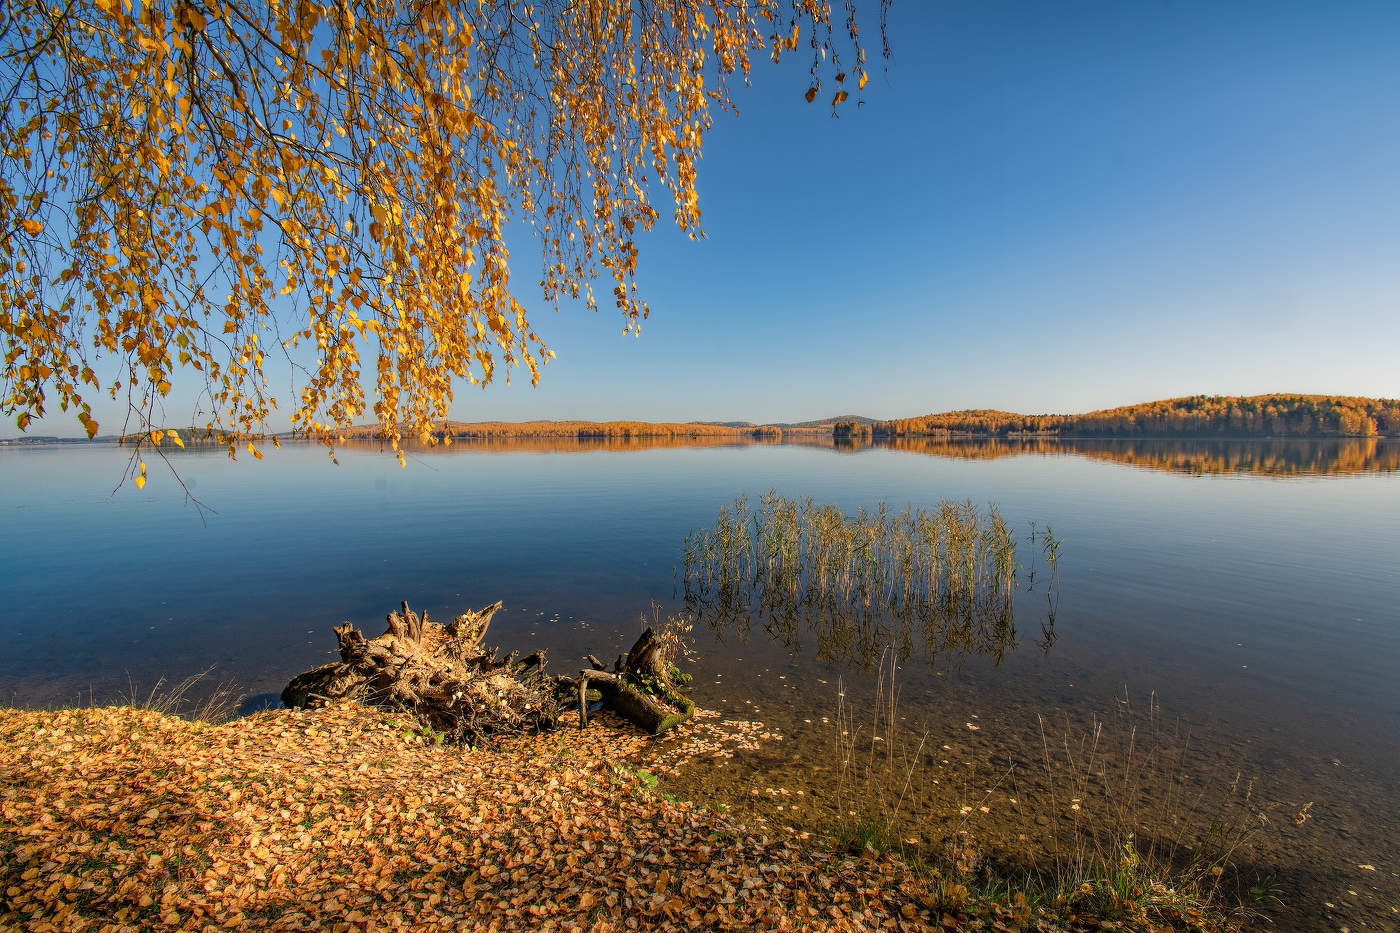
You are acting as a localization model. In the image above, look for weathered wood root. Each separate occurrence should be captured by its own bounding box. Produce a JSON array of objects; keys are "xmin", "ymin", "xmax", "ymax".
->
[
  {"xmin": 281, "ymin": 600, "xmax": 564, "ymax": 743},
  {"xmin": 283, "ymin": 600, "xmax": 693, "ymax": 741},
  {"xmin": 576, "ymin": 628, "xmax": 694, "ymax": 735}
]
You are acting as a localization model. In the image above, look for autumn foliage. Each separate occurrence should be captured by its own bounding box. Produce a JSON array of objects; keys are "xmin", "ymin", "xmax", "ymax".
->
[
  {"xmin": 875, "ymin": 395, "xmax": 1400, "ymax": 439},
  {"xmin": 340, "ymin": 418, "xmax": 784, "ymax": 441},
  {"xmin": 0, "ymin": 703, "xmax": 931, "ymax": 931},
  {"xmin": 0, "ymin": 0, "xmax": 882, "ymax": 461},
  {"xmin": 4, "ymin": 699, "xmax": 1244, "ymax": 932}
]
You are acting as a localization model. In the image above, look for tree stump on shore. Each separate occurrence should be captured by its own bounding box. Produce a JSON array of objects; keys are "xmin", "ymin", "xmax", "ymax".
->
[
  {"xmin": 282, "ymin": 600, "xmax": 693, "ymax": 742},
  {"xmin": 575, "ymin": 628, "xmax": 695, "ymax": 733}
]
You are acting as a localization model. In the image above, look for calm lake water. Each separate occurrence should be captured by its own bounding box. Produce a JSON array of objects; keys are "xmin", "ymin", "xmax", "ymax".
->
[{"xmin": 2, "ymin": 438, "xmax": 1397, "ymax": 930}]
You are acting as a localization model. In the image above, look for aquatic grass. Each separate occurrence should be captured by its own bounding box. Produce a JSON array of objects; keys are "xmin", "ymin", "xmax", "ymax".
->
[
  {"xmin": 831, "ymin": 651, "xmax": 929, "ymax": 859},
  {"xmin": 817, "ymin": 660, "xmax": 1267, "ymax": 930},
  {"xmin": 682, "ymin": 492, "xmax": 1060, "ymax": 669},
  {"xmin": 979, "ymin": 697, "xmax": 1274, "ymax": 928},
  {"xmin": 1018, "ymin": 690, "xmax": 1273, "ymax": 922}
]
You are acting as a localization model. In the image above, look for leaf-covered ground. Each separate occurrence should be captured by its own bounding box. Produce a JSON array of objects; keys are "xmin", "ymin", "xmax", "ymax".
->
[{"xmin": 1, "ymin": 702, "xmax": 1223, "ymax": 932}]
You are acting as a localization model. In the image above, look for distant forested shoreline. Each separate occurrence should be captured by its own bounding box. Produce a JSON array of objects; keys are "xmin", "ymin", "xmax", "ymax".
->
[
  {"xmin": 336, "ymin": 420, "xmax": 788, "ymax": 441},
  {"xmin": 848, "ymin": 394, "xmax": 1400, "ymax": 439},
  {"xmin": 15, "ymin": 394, "xmax": 1395, "ymax": 447}
]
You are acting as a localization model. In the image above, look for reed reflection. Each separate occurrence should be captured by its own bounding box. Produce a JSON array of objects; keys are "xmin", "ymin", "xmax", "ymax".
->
[{"xmin": 681, "ymin": 492, "xmax": 1059, "ymax": 671}]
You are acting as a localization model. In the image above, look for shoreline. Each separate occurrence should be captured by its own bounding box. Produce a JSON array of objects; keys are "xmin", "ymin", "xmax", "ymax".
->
[{"xmin": 1, "ymin": 701, "xmax": 1237, "ymax": 933}]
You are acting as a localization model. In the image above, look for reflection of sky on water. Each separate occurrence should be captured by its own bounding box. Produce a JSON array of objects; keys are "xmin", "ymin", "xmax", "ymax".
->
[
  {"xmin": 2, "ymin": 440, "xmax": 1396, "ymax": 724},
  {"xmin": 3, "ymin": 438, "xmax": 1396, "ymax": 929},
  {"xmin": 2, "ymin": 436, "xmax": 1394, "ymax": 772}
]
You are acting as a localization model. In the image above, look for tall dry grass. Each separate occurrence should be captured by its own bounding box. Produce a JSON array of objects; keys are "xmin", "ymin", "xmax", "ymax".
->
[
  {"xmin": 824, "ymin": 663, "xmax": 1277, "ymax": 925},
  {"xmin": 121, "ymin": 667, "xmax": 246, "ymax": 723}
]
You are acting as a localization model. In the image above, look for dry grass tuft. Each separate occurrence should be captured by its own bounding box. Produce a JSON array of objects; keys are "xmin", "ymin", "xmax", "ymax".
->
[
  {"xmin": 121, "ymin": 667, "xmax": 245, "ymax": 723},
  {"xmin": 822, "ymin": 666, "xmax": 1270, "ymax": 932}
]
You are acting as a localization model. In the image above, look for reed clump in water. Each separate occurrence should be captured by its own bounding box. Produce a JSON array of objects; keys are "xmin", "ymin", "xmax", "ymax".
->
[{"xmin": 681, "ymin": 492, "xmax": 1059, "ymax": 668}]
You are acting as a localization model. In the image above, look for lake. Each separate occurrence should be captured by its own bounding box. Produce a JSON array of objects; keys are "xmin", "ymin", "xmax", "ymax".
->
[{"xmin": 2, "ymin": 437, "xmax": 1396, "ymax": 930}]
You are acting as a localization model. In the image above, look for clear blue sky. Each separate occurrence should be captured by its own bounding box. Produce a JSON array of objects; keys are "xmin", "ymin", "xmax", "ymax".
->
[
  {"xmin": 30, "ymin": 0, "xmax": 1400, "ymax": 434},
  {"xmin": 467, "ymin": 0, "xmax": 1400, "ymax": 423}
]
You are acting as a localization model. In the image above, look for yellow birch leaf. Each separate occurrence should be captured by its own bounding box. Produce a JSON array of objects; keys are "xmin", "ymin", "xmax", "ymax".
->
[{"xmin": 0, "ymin": 0, "xmax": 887, "ymax": 463}]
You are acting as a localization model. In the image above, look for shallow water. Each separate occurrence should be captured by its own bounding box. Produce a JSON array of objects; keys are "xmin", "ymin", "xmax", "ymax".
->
[{"xmin": 2, "ymin": 438, "xmax": 1396, "ymax": 929}]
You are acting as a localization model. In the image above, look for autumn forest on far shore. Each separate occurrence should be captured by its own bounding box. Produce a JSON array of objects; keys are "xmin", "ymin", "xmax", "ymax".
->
[
  {"xmin": 66, "ymin": 393, "xmax": 1398, "ymax": 450},
  {"xmin": 347, "ymin": 394, "xmax": 1400, "ymax": 442},
  {"xmin": 844, "ymin": 393, "xmax": 1400, "ymax": 440}
]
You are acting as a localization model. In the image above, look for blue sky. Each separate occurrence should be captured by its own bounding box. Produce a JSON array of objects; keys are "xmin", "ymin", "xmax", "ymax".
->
[
  {"xmin": 465, "ymin": 0, "xmax": 1400, "ymax": 423},
  {"xmin": 29, "ymin": 0, "xmax": 1400, "ymax": 433}
]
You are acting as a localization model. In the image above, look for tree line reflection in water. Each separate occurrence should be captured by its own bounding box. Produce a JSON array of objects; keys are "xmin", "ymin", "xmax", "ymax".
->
[
  {"xmin": 330, "ymin": 434, "xmax": 1398, "ymax": 476},
  {"xmin": 680, "ymin": 492, "xmax": 1060, "ymax": 671}
]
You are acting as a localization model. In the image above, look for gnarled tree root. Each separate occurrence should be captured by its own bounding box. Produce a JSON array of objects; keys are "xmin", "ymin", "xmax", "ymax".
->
[{"xmin": 283, "ymin": 599, "xmax": 692, "ymax": 742}]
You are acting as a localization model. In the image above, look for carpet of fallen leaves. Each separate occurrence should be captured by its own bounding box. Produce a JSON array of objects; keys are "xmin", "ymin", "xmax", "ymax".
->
[{"xmin": 2, "ymin": 702, "xmax": 1226, "ymax": 932}]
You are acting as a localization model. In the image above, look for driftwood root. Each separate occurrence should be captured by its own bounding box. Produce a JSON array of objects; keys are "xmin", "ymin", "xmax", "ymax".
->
[{"xmin": 283, "ymin": 601, "xmax": 693, "ymax": 741}]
